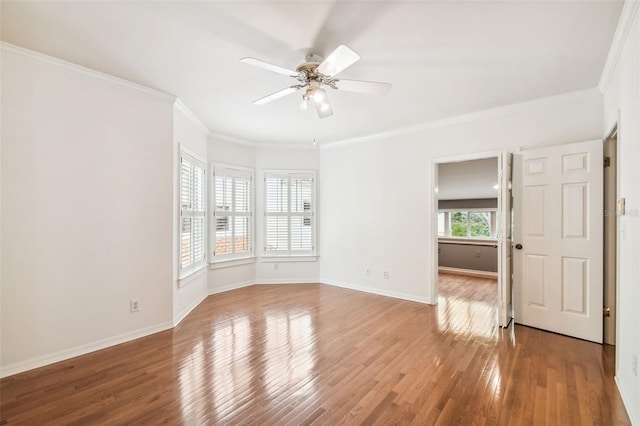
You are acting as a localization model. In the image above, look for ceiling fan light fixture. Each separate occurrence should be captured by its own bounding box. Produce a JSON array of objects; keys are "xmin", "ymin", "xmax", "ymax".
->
[
  {"xmin": 241, "ymin": 44, "xmax": 391, "ymax": 119},
  {"xmin": 313, "ymin": 88, "xmax": 327, "ymax": 103}
]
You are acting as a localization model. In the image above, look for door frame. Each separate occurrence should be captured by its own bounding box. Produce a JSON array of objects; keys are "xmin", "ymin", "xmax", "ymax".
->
[
  {"xmin": 431, "ymin": 150, "xmax": 510, "ymax": 326},
  {"xmin": 604, "ymin": 124, "xmax": 618, "ymax": 345}
]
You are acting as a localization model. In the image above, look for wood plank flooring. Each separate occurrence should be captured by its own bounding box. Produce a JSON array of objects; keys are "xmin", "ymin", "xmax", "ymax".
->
[{"xmin": 1, "ymin": 274, "xmax": 631, "ymax": 425}]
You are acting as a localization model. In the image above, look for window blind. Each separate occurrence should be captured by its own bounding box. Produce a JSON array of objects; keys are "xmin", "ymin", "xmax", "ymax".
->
[
  {"xmin": 180, "ymin": 151, "xmax": 206, "ymax": 277},
  {"xmin": 212, "ymin": 164, "xmax": 253, "ymax": 261},
  {"xmin": 264, "ymin": 171, "xmax": 315, "ymax": 255}
]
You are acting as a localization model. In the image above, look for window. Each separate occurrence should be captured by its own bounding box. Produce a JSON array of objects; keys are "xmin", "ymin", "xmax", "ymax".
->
[
  {"xmin": 437, "ymin": 212, "xmax": 447, "ymax": 236},
  {"xmin": 211, "ymin": 164, "xmax": 253, "ymax": 261},
  {"xmin": 180, "ymin": 150, "xmax": 206, "ymax": 277},
  {"xmin": 264, "ymin": 171, "xmax": 315, "ymax": 256},
  {"xmin": 438, "ymin": 210, "xmax": 497, "ymax": 239}
]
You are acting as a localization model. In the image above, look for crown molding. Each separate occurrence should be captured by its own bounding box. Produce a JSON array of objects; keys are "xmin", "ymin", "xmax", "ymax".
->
[
  {"xmin": 319, "ymin": 88, "xmax": 601, "ymax": 150},
  {"xmin": 0, "ymin": 42, "xmax": 176, "ymax": 103},
  {"xmin": 208, "ymin": 131, "xmax": 319, "ymax": 151},
  {"xmin": 255, "ymin": 142, "xmax": 319, "ymax": 151},
  {"xmin": 598, "ymin": 1, "xmax": 640, "ymax": 92},
  {"xmin": 208, "ymin": 131, "xmax": 257, "ymax": 148},
  {"xmin": 174, "ymin": 99, "xmax": 210, "ymax": 135}
]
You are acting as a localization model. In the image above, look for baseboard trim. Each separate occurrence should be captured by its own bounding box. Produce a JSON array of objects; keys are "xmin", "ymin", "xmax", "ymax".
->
[
  {"xmin": 173, "ymin": 293, "xmax": 208, "ymax": 327},
  {"xmin": 0, "ymin": 321, "xmax": 173, "ymax": 379},
  {"xmin": 208, "ymin": 280, "xmax": 255, "ymax": 295},
  {"xmin": 438, "ymin": 267, "xmax": 498, "ymax": 279},
  {"xmin": 254, "ymin": 278, "xmax": 320, "ymax": 285},
  {"xmin": 614, "ymin": 376, "xmax": 637, "ymax": 426},
  {"xmin": 320, "ymin": 278, "xmax": 432, "ymax": 305}
]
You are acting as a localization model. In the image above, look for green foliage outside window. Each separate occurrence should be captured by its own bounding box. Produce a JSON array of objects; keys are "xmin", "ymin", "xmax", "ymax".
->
[
  {"xmin": 447, "ymin": 211, "xmax": 492, "ymax": 238},
  {"xmin": 470, "ymin": 212, "xmax": 491, "ymax": 237},
  {"xmin": 450, "ymin": 212, "xmax": 468, "ymax": 237}
]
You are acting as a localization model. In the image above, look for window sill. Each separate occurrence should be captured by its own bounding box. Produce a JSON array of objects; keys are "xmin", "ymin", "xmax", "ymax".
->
[
  {"xmin": 438, "ymin": 237, "xmax": 497, "ymax": 246},
  {"xmin": 178, "ymin": 265, "xmax": 207, "ymax": 287},
  {"xmin": 209, "ymin": 257, "xmax": 256, "ymax": 270},
  {"xmin": 261, "ymin": 255, "xmax": 318, "ymax": 263}
]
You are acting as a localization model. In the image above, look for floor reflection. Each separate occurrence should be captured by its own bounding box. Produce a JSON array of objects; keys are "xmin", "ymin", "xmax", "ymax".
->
[
  {"xmin": 437, "ymin": 273, "xmax": 499, "ymax": 340},
  {"xmin": 176, "ymin": 340, "xmax": 206, "ymax": 423},
  {"xmin": 264, "ymin": 308, "xmax": 317, "ymax": 400},
  {"xmin": 175, "ymin": 297, "xmax": 319, "ymax": 423},
  {"xmin": 210, "ymin": 315, "xmax": 252, "ymax": 418},
  {"xmin": 175, "ymin": 313, "xmax": 254, "ymax": 422}
]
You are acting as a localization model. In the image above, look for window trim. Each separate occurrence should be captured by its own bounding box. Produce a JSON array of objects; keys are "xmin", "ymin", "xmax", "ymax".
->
[
  {"xmin": 263, "ymin": 169, "xmax": 317, "ymax": 257},
  {"xmin": 438, "ymin": 209, "xmax": 498, "ymax": 239},
  {"xmin": 209, "ymin": 162, "xmax": 255, "ymax": 264},
  {"xmin": 178, "ymin": 146, "xmax": 207, "ymax": 280}
]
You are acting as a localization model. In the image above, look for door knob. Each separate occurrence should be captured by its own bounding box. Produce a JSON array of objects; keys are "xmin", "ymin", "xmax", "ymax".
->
[{"xmin": 515, "ymin": 244, "xmax": 523, "ymax": 250}]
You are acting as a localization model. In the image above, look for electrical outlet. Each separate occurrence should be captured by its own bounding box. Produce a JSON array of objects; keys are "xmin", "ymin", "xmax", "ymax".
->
[
  {"xmin": 383, "ymin": 270, "xmax": 390, "ymax": 279},
  {"xmin": 365, "ymin": 268, "xmax": 371, "ymax": 277},
  {"xmin": 633, "ymin": 354, "xmax": 637, "ymax": 376},
  {"xmin": 273, "ymin": 262, "xmax": 279, "ymax": 270},
  {"xmin": 475, "ymin": 251, "xmax": 481, "ymax": 257},
  {"xmin": 130, "ymin": 299, "xmax": 140, "ymax": 313}
]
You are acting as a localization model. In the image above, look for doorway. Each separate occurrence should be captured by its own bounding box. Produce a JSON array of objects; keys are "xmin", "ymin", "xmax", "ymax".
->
[
  {"xmin": 434, "ymin": 139, "xmax": 612, "ymax": 342},
  {"xmin": 432, "ymin": 151, "xmax": 512, "ymax": 328}
]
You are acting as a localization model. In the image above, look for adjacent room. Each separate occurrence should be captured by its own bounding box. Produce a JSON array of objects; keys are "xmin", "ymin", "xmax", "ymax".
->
[{"xmin": 1, "ymin": 1, "xmax": 639, "ymax": 424}]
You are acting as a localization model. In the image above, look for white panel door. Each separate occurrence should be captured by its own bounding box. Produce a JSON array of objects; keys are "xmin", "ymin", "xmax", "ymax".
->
[
  {"xmin": 512, "ymin": 140, "xmax": 603, "ymax": 343},
  {"xmin": 498, "ymin": 152, "xmax": 513, "ymax": 327}
]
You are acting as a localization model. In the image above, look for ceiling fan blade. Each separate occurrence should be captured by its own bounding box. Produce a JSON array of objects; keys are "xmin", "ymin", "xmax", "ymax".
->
[
  {"xmin": 334, "ymin": 79, "xmax": 392, "ymax": 96},
  {"xmin": 316, "ymin": 45, "xmax": 360, "ymax": 77},
  {"xmin": 240, "ymin": 57, "xmax": 299, "ymax": 77},
  {"xmin": 313, "ymin": 94, "xmax": 334, "ymax": 119},
  {"xmin": 252, "ymin": 86, "xmax": 300, "ymax": 105}
]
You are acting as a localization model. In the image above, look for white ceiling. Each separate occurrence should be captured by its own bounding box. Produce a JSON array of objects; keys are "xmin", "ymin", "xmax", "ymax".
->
[
  {"xmin": 438, "ymin": 158, "xmax": 498, "ymax": 200},
  {"xmin": 1, "ymin": 1, "xmax": 622, "ymax": 146}
]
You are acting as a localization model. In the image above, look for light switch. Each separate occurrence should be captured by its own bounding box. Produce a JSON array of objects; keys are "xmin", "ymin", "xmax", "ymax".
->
[{"xmin": 617, "ymin": 198, "xmax": 626, "ymax": 216}]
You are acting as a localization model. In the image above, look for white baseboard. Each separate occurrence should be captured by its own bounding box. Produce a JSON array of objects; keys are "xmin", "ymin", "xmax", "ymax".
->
[
  {"xmin": 438, "ymin": 266, "xmax": 498, "ymax": 279},
  {"xmin": 208, "ymin": 280, "xmax": 255, "ymax": 295},
  {"xmin": 173, "ymin": 293, "xmax": 208, "ymax": 327},
  {"xmin": 320, "ymin": 278, "xmax": 432, "ymax": 305},
  {"xmin": 0, "ymin": 321, "xmax": 173, "ymax": 379},
  {"xmin": 254, "ymin": 278, "xmax": 320, "ymax": 285},
  {"xmin": 615, "ymin": 376, "xmax": 637, "ymax": 426}
]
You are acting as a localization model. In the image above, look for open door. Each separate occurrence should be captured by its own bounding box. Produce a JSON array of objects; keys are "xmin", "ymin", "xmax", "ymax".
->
[
  {"xmin": 498, "ymin": 152, "xmax": 513, "ymax": 327},
  {"xmin": 513, "ymin": 140, "xmax": 603, "ymax": 343}
]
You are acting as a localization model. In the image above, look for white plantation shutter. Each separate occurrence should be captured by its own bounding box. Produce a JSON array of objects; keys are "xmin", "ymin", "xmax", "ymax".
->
[
  {"xmin": 211, "ymin": 164, "xmax": 253, "ymax": 261},
  {"xmin": 264, "ymin": 171, "xmax": 315, "ymax": 255},
  {"xmin": 180, "ymin": 150, "xmax": 206, "ymax": 277}
]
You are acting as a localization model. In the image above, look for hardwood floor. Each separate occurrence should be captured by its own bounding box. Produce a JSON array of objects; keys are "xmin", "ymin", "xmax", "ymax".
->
[{"xmin": 1, "ymin": 274, "xmax": 630, "ymax": 425}]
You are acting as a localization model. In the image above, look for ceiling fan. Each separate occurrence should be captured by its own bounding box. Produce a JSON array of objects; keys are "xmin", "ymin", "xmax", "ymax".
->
[{"xmin": 241, "ymin": 45, "xmax": 391, "ymax": 119}]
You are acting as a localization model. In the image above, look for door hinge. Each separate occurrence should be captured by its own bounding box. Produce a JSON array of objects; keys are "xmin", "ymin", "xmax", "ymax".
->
[
  {"xmin": 604, "ymin": 157, "xmax": 611, "ymax": 167},
  {"xmin": 603, "ymin": 307, "xmax": 611, "ymax": 317}
]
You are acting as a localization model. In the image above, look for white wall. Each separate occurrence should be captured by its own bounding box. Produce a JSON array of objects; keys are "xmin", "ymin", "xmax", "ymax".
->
[
  {"xmin": 1, "ymin": 46, "xmax": 175, "ymax": 376},
  {"xmin": 601, "ymin": 3, "xmax": 639, "ymax": 423},
  {"xmin": 173, "ymin": 104, "xmax": 209, "ymax": 325},
  {"xmin": 319, "ymin": 89, "xmax": 603, "ymax": 304}
]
